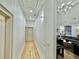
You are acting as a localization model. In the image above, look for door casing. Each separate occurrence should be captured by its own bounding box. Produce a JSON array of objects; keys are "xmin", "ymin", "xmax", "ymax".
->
[
  {"xmin": 25, "ymin": 27, "xmax": 33, "ymax": 42},
  {"xmin": 0, "ymin": 4, "xmax": 13, "ymax": 59}
]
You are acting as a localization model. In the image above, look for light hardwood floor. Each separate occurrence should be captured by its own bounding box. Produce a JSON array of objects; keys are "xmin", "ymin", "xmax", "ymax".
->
[
  {"xmin": 58, "ymin": 49, "xmax": 79, "ymax": 59},
  {"xmin": 21, "ymin": 41, "xmax": 40, "ymax": 59},
  {"xmin": 21, "ymin": 41, "xmax": 79, "ymax": 59}
]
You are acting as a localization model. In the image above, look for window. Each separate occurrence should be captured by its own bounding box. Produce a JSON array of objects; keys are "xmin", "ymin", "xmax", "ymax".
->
[{"xmin": 65, "ymin": 25, "xmax": 72, "ymax": 35}]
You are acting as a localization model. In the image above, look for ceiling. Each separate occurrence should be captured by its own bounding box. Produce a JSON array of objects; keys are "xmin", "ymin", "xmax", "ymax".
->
[
  {"xmin": 56, "ymin": 0, "xmax": 79, "ymax": 25},
  {"xmin": 19, "ymin": 0, "xmax": 46, "ymax": 21}
]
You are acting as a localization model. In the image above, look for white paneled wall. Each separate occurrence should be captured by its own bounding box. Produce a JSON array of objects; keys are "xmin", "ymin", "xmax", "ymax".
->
[{"xmin": 34, "ymin": 0, "xmax": 57, "ymax": 59}]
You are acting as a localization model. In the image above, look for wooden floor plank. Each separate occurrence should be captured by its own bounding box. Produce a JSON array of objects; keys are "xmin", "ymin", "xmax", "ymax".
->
[
  {"xmin": 58, "ymin": 49, "xmax": 79, "ymax": 59},
  {"xmin": 21, "ymin": 41, "xmax": 40, "ymax": 59}
]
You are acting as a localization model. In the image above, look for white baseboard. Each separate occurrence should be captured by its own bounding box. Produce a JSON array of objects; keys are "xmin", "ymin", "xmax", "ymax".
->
[{"xmin": 18, "ymin": 43, "xmax": 25, "ymax": 59}]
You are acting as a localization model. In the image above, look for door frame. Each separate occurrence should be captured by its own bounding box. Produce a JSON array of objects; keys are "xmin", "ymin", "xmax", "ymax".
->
[
  {"xmin": 0, "ymin": 4, "xmax": 13, "ymax": 59},
  {"xmin": 25, "ymin": 27, "xmax": 34, "ymax": 42}
]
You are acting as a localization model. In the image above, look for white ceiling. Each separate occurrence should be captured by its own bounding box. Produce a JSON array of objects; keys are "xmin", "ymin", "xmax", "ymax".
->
[{"xmin": 19, "ymin": 0, "xmax": 46, "ymax": 21}]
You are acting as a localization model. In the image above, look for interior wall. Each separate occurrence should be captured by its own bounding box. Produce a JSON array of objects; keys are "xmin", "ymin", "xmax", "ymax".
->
[
  {"xmin": 0, "ymin": 0, "xmax": 26, "ymax": 59},
  {"xmin": 34, "ymin": 0, "xmax": 57, "ymax": 59},
  {"xmin": 34, "ymin": 11, "xmax": 45, "ymax": 59}
]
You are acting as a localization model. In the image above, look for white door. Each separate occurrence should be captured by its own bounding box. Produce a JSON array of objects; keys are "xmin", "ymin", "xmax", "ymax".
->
[
  {"xmin": 26, "ymin": 27, "xmax": 33, "ymax": 41},
  {"xmin": 0, "ymin": 14, "xmax": 5, "ymax": 59},
  {"xmin": 5, "ymin": 17, "xmax": 11, "ymax": 59},
  {"xmin": 0, "ymin": 13, "xmax": 12, "ymax": 59},
  {"xmin": 0, "ymin": 4, "xmax": 13, "ymax": 59}
]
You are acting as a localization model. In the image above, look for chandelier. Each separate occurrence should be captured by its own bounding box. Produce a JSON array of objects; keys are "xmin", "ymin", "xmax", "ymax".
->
[{"xmin": 57, "ymin": 0, "xmax": 79, "ymax": 14}]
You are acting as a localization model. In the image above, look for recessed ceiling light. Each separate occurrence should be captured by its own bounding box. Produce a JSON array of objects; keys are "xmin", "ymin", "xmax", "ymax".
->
[{"xmin": 30, "ymin": 10, "xmax": 33, "ymax": 13}]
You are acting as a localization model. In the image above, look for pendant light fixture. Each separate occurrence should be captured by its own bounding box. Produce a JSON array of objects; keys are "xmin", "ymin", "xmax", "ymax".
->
[{"xmin": 57, "ymin": 0, "xmax": 79, "ymax": 14}]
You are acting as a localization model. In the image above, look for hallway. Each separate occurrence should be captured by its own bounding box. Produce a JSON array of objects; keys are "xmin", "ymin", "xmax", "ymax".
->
[{"xmin": 21, "ymin": 41, "xmax": 40, "ymax": 59}]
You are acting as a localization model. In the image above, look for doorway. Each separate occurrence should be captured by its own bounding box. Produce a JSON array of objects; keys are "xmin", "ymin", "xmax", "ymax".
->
[
  {"xmin": 0, "ymin": 4, "xmax": 13, "ymax": 59},
  {"xmin": 25, "ymin": 27, "xmax": 33, "ymax": 41}
]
